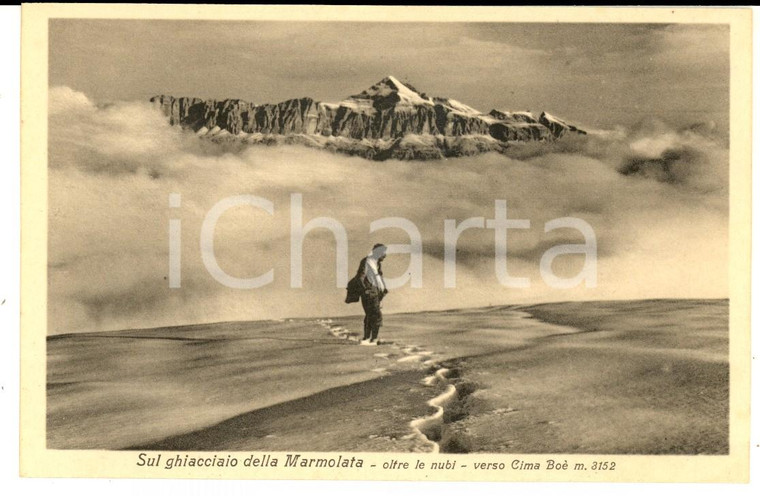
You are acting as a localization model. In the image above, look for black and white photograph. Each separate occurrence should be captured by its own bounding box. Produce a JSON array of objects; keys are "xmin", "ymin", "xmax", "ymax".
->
[{"xmin": 18, "ymin": 5, "xmax": 752, "ymax": 482}]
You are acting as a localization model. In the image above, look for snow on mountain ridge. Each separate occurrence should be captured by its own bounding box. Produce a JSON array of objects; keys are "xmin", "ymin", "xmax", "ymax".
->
[
  {"xmin": 437, "ymin": 97, "xmax": 481, "ymax": 115},
  {"xmin": 541, "ymin": 112, "xmax": 568, "ymax": 126}
]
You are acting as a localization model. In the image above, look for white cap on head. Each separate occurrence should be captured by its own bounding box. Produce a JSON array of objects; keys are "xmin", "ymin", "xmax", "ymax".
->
[{"xmin": 370, "ymin": 243, "xmax": 387, "ymax": 258}]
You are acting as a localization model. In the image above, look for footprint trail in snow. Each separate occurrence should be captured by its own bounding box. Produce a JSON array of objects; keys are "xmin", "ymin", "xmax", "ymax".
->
[{"xmin": 315, "ymin": 318, "xmax": 467, "ymax": 453}]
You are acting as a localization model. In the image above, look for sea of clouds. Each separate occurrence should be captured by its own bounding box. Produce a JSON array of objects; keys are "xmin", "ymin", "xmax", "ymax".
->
[{"xmin": 48, "ymin": 86, "xmax": 729, "ymax": 334}]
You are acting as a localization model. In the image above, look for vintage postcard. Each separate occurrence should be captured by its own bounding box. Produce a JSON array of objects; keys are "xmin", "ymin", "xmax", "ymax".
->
[{"xmin": 20, "ymin": 4, "xmax": 752, "ymax": 482}]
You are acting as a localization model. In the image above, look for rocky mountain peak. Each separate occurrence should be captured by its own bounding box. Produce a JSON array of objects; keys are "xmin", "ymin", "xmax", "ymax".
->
[
  {"xmin": 151, "ymin": 76, "xmax": 587, "ymax": 160},
  {"xmin": 348, "ymin": 76, "xmax": 433, "ymax": 109}
]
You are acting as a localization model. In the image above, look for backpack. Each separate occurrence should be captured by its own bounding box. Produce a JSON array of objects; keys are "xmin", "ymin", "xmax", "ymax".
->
[{"xmin": 345, "ymin": 258, "xmax": 367, "ymax": 304}]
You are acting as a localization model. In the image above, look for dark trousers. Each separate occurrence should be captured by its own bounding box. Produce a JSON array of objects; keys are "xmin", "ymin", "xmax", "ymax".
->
[{"xmin": 361, "ymin": 290, "xmax": 383, "ymax": 341}]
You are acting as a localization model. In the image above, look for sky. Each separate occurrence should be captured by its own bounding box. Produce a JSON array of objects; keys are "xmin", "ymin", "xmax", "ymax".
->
[{"xmin": 49, "ymin": 20, "xmax": 730, "ymax": 130}]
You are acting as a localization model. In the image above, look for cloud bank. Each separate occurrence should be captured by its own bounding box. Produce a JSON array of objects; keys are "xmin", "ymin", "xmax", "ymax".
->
[{"xmin": 48, "ymin": 87, "xmax": 728, "ymax": 334}]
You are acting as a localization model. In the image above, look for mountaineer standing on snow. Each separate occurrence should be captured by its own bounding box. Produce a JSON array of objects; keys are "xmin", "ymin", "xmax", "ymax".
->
[{"xmin": 358, "ymin": 243, "xmax": 388, "ymax": 345}]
